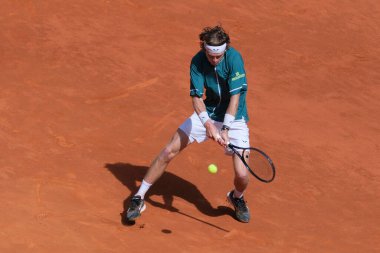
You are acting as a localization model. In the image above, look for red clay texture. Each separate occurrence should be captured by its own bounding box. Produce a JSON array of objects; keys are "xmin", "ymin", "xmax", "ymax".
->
[{"xmin": 1, "ymin": 1, "xmax": 379, "ymax": 253}]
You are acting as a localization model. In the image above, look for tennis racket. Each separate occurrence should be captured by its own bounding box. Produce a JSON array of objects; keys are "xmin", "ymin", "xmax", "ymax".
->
[{"xmin": 228, "ymin": 143, "xmax": 276, "ymax": 183}]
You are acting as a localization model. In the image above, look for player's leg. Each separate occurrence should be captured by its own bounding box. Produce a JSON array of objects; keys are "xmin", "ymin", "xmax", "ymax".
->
[
  {"xmin": 141, "ymin": 111, "xmax": 207, "ymax": 190},
  {"xmin": 226, "ymin": 153, "xmax": 250, "ymax": 223},
  {"xmin": 126, "ymin": 112, "xmax": 207, "ymax": 221},
  {"xmin": 226, "ymin": 120, "xmax": 251, "ymax": 223},
  {"xmin": 232, "ymin": 152, "xmax": 250, "ymax": 195},
  {"xmin": 126, "ymin": 129, "xmax": 190, "ymax": 221},
  {"xmin": 143, "ymin": 128, "xmax": 190, "ymax": 185}
]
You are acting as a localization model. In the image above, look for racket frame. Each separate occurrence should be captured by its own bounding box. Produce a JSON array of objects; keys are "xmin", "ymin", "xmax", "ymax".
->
[{"xmin": 228, "ymin": 143, "xmax": 276, "ymax": 183}]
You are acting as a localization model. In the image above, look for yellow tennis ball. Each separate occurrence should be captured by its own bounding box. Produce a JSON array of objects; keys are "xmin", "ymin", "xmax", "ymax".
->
[{"xmin": 208, "ymin": 164, "xmax": 218, "ymax": 174}]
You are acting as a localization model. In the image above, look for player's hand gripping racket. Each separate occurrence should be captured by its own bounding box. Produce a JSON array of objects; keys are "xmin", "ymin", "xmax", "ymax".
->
[{"xmin": 228, "ymin": 143, "xmax": 276, "ymax": 183}]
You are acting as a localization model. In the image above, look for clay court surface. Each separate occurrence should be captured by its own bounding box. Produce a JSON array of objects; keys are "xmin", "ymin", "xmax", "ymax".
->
[{"xmin": 1, "ymin": 1, "xmax": 379, "ymax": 252}]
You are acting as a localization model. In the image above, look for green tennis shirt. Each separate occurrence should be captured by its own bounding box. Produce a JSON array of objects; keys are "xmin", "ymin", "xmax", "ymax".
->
[{"xmin": 190, "ymin": 47, "xmax": 249, "ymax": 122}]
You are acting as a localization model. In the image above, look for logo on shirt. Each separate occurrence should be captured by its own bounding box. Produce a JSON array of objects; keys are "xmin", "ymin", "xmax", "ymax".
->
[{"xmin": 232, "ymin": 72, "xmax": 246, "ymax": 81}]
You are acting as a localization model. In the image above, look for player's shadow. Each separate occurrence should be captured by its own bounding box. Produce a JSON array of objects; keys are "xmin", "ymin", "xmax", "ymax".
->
[{"xmin": 105, "ymin": 163, "xmax": 233, "ymax": 224}]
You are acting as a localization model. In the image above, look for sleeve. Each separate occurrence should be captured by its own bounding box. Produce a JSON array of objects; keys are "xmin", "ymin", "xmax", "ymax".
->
[
  {"xmin": 228, "ymin": 51, "xmax": 248, "ymax": 96},
  {"xmin": 189, "ymin": 55, "xmax": 205, "ymax": 97}
]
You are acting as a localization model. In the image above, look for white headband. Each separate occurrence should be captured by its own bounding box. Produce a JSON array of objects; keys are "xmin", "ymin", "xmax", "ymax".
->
[{"xmin": 204, "ymin": 42, "xmax": 227, "ymax": 55}]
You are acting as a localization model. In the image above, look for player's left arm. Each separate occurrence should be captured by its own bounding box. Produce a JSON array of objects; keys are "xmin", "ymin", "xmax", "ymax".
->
[
  {"xmin": 220, "ymin": 50, "xmax": 247, "ymax": 145},
  {"xmin": 226, "ymin": 93, "xmax": 240, "ymax": 116}
]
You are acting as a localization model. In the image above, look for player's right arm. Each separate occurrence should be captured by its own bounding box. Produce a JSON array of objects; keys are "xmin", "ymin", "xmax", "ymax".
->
[
  {"xmin": 190, "ymin": 53, "xmax": 223, "ymax": 145},
  {"xmin": 192, "ymin": 96, "xmax": 223, "ymax": 144}
]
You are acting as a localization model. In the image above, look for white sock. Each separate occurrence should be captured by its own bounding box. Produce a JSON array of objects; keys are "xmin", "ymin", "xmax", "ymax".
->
[
  {"xmin": 135, "ymin": 180, "xmax": 152, "ymax": 199},
  {"xmin": 233, "ymin": 189, "xmax": 244, "ymax": 199}
]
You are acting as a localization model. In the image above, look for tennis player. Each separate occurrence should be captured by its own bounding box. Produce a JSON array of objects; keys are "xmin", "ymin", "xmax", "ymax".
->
[{"xmin": 126, "ymin": 25, "xmax": 251, "ymax": 223}]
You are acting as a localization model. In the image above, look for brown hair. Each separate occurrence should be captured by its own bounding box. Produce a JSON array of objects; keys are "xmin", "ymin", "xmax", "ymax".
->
[{"xmin": 199, "ymin": 25, "xmax": 231, "ymax": 50}]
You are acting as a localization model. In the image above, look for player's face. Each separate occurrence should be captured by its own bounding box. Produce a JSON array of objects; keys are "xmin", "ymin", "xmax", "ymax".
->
[{"xmin": 205, "ymin": 51, "xmax": 225, "ymax": 66}]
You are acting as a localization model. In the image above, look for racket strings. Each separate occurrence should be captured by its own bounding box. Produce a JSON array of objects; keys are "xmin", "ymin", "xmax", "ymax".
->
[{"xmin": 244, "ymin": 150, "xmax": 274, "ymax": 181}]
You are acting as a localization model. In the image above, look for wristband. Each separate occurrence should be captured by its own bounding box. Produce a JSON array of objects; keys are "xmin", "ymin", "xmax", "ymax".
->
[
  {"xmin": 223, "ymin": 113, "xmax": 235, "ymax": 128},
  {"xmin": 199, "ymin": 111, "xmax": 210, "ymax": 126}
]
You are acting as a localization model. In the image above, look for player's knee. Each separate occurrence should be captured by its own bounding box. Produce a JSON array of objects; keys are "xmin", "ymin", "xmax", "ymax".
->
[
  {"xmin": 235, "ymin": 174, "xmax": 249, "ymax": 184},
  {"xmin": 159, "ymin": 146, "xmax": 179, "ymax": 162}
]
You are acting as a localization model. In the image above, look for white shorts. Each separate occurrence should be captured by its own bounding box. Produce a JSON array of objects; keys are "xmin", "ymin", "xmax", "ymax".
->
[{"xmin": 179, "ymin": 112, "xmax": 250, "ymax": 152}]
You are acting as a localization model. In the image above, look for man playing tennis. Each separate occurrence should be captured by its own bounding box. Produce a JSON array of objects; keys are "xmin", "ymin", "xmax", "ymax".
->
[{"xmin": 127, "ymin": 25, "xmax": 252, "ymax": 223}]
